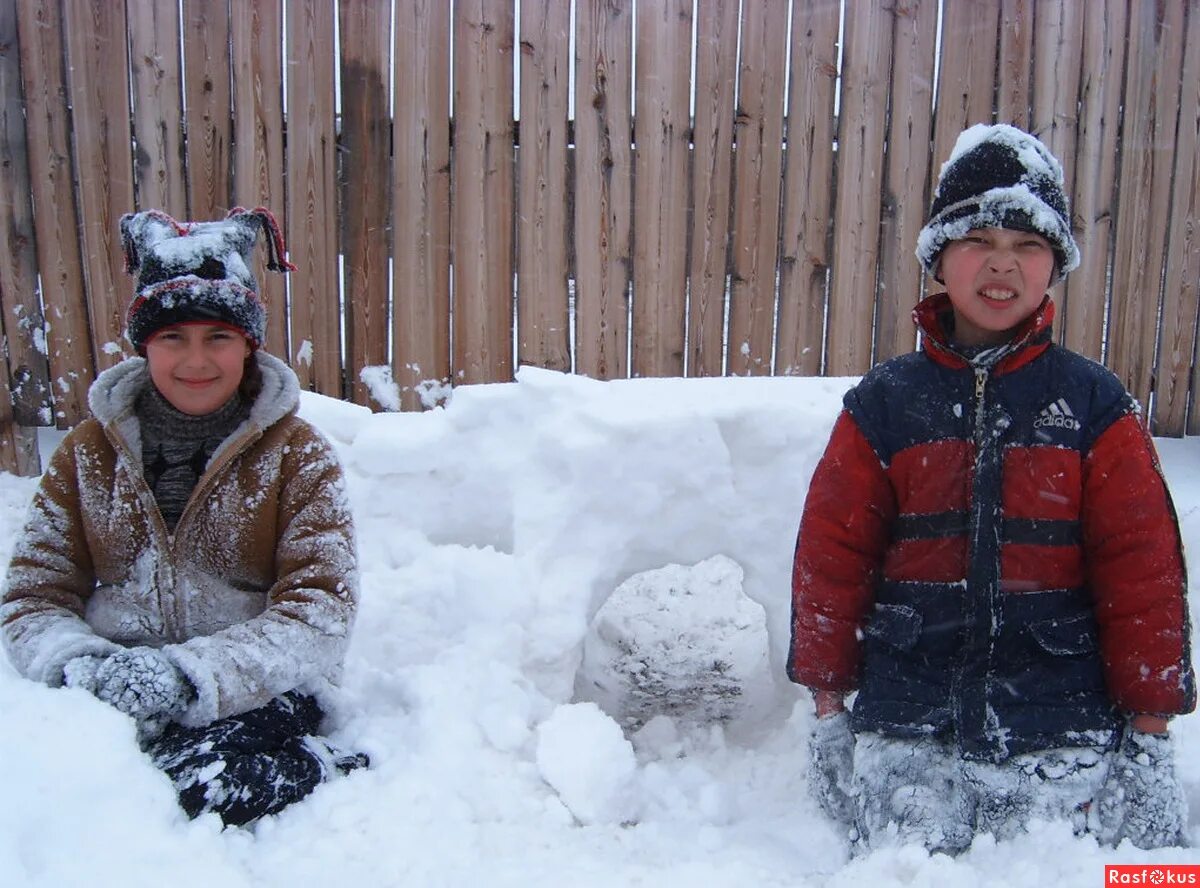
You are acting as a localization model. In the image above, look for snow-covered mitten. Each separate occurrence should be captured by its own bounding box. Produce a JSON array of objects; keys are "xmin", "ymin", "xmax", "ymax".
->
[
  {"xmin": 302, "ymin": 736, "xmax": 371, "ymax": 779},
  {"xmin": 1096, "ymin": 730, "xmax": 1188, "ymax": 849},
  {"xmin": 63, "ymin": 655, "xmax": 104, "ymax": 694},
  {"xmin": 809, "ymin": 711, "xmax": 856, "ymax": 825},
  {"xmin": 93, "ymin": 647, "xmax": 195, "ymax": 741}
]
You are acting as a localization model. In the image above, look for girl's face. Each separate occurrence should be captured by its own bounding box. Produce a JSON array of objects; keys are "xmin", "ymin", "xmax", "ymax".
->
[
  {"xmin": 937, "ymin": 227, "xmax": 1056, "ymax": 347},
  {"xmin": 145, "ymin": 323, "xmax": 251, "ymax": 415}
]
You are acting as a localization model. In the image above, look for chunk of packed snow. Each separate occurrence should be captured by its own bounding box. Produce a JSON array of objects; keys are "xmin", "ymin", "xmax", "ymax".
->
[
  {"xmin": 535, "ymin": 701, "xmax": 638, "ymax": 825},
  {"xmin": 578, "ymin": 555, "xmax": 773, "ymax": 729}
]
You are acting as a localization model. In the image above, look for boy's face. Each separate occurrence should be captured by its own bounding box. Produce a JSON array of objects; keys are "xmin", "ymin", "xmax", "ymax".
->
[
  {"xmin": 145, "ymin": 322, "xmax": 251, "ymax": 415},
  {"xmin": 937, "ymin": 227, "xmax": 1055, "ymax": 347}
]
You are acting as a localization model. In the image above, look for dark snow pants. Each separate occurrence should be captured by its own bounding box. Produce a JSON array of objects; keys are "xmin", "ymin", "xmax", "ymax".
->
[
  {"xmin": 147, "ymin": 691, "xmax": 331, "ymax": 827},
  {"xmin": 852, "ymin": 732, "xmax": 1108, "ymax": 854}
]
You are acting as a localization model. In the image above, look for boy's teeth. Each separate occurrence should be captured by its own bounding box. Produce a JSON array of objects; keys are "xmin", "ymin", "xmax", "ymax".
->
[{"xmin": 981, "ymin": 288, "xmax": 1016, "ymax": 301}]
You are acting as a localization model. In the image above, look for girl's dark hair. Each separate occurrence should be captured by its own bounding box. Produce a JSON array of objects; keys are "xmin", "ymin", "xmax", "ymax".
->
[{"xmin": 239, "ymin": 353, "xmax": 263, "ymax": 404}]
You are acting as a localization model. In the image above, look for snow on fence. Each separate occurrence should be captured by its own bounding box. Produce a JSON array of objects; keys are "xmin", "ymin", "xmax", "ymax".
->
[{"xmin": 0, "ymin": 0, "xmax": 1197, "ymax": 477}]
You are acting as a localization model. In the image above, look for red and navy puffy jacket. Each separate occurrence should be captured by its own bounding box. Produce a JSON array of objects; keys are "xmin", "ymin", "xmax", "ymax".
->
[{"xmin": 788, "ymin": 292, "xmax": 1195, "ymax": 761}]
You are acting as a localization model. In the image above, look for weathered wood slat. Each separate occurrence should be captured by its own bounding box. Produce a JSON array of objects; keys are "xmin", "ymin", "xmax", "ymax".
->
[
  {"xmin": 1156, "ymin": 4, "xmax": 1200, "ymax": 437},
  {"xmin": 1030, "ymin": 0, "xmax": 1082, "ymax": 221},
  {"xmin": 286, "ymin": 0, "xmax": 341, "ymax": 395},
  {"xmin": 340, "ymin": 0, "xmax": 392, "ymax": 405},
  {"xmin": 453, "ymin": 0, "xmax": 515, "ymax": 385},
  {"xmin": 1031, "ymin": 0, "xmax": 1084, "ymax": 350},
  {"xmin": 997, "ymin": 0, "xmax": 1034, "ymax": 128},
  {"xmin": 685, "ymin": 0, "xmax": 737, "ymax": 378},
  {"xmin": 183, "ymin": 0, "xmax": 232, "ymax": 219},
  {"xmin": 1064, "ymin": 0, "xmax": 1126, "ymax": 361},
  {"xmin": 827, "ymin": 1, "xmax": 893, "ymax": 376},
  {"xmin": 631, "ymin": 0, "xmax": 691, "ymax": 378},
  {"xmin": 0, "ymin": 1, "xmax": 46, "ymax": 474},
  {"xmin": 727, "ymin": 0, "xmax": 787, "ymax": 377},
  {"xmin": 1108, "ymin": 1, "xmax": 1186, "ymax": 417},
  {"xmin": 517, "ymin": 0, "xmax": 571, "ymax": 373},
  {"xmin": 15, "ymin": 0, "xmax": 92, "ymax": 428},
  {"xmin": 230, "ymin": 0, "xmax": 287, "ymax": 360},
  {"xmin": 930, "ymin": 0, "xmax": 1000, "ymax": 198},
  {"xmin": 393, "ymin": 0, "xmax": 451, "ymax": 409},
  {"xmin": 573, "ymin": 0, "xmax": 632, "ymax": 381},
  {"xmin": 876, "ymin": 0, "xmax": 938, "ymax": 364},
  {"xmin": 63, "ymin": 0, "xmax": 136, "ymax": 372},
  {"xmin": 776, "ymin": 0, "xmax": 838, "ymax": 377},
  {"xmin": 127, "ymin": 0, "xmax": 186, "ymax": 217}
]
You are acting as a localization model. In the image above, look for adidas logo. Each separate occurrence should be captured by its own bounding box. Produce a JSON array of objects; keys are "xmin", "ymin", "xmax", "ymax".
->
[{"xmin": 1034, "ymin": 397, "xmax": 1081, "ymax": 431}]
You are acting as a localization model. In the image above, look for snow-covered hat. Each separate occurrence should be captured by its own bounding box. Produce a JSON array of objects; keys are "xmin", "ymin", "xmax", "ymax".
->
[
  {"xmin": 120, "ymin": 207, "xmax": 294, "ymax": 353},
  {"xmin": 916, "ymin": 124, "xmax": 1079, "ymax": 283}
]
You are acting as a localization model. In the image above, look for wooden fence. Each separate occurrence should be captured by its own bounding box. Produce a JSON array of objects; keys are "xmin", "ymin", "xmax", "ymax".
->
[{"xmin": 0, "ymin": 0, "xmax": 1198, "ymax": 477}]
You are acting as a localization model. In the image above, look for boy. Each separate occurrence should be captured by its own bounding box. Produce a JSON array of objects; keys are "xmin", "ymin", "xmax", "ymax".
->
[{"xmin": 788, "ymin": 124, "xmax": 1194, "ymax": 852}]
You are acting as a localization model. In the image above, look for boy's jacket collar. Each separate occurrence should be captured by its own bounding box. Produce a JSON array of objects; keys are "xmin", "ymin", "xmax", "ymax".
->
[{"xmin": 913, "ymin": 291, "xmax": 1054, "ymax": 375}]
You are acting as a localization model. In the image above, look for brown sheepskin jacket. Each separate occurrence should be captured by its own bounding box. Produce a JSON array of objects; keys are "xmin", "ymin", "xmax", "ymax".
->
[{"xmin": 0, "ymin": 351, "xmax": 358, "ymax": 726}]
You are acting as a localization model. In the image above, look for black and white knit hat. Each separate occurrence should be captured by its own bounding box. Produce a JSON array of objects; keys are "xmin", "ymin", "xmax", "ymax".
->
[
  {"xmin": 916, "ymin": 124, "xmax": 1080, "ymax": 283},
  {"xmin": 120, "ymin": 207, "xmax": 294, "ymax": 353}
]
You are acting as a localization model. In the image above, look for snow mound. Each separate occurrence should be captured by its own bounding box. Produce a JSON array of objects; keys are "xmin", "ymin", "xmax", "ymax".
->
[
  {"xmin": 536, "ymin": 701, "xmax": 637, "ymax": 825},
  {"xmin": 577, "ymin": 555, "xmax": 773, "ymax": 729}
]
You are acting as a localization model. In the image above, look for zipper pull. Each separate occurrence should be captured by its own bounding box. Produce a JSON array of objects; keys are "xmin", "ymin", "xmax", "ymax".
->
[{"xmin": 973, "ymin": 366, "xmax": 988, "ymax": 432}]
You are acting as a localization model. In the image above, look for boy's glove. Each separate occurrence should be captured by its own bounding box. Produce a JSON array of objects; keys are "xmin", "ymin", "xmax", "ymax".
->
[
  {"xmin": 809, "ymin": 711, "xmax": 857, "ymax": 825},
  {"xmin": 1096, "ymin": 729, "xmax": 1188, "ymax": 849},
  {"xmin": 92, "ymin": 647, "xmax": 194, "ymax": 742},
  {"xmin": 62, "ymin": 654, "xmax": 104, "ymax": 694}
]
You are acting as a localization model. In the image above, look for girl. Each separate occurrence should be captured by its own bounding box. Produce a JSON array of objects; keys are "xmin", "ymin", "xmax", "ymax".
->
[{"xmin": 1, "ymin": 208, "xmax": 365, "ymax": 826}]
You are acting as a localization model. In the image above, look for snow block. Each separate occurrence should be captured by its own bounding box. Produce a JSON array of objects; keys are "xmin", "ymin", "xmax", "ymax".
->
[{"xmin": 577, "ymin": 555, "xmax": 772, "ymax": 729}]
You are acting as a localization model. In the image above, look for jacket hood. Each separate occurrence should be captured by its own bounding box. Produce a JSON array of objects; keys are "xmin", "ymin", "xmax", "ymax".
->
[{"xmin": 88, "ymin": 350, "xmax": 301, "ymax": 429}]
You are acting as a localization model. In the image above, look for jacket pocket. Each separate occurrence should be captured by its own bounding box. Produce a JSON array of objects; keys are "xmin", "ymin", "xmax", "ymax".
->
[
  {"xmin": 1029, "ymin": 612, "xmax": 1098, "ymax": 656},
  {"xmin": 864, "ymin": 603, "xmax": 922, "ymax": 651}
]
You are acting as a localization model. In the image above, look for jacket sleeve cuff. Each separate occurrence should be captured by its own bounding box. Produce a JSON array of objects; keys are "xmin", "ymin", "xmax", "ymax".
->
[{"xmin": 28, "ymin": 631, "xmax": 122, "ymax": 687}]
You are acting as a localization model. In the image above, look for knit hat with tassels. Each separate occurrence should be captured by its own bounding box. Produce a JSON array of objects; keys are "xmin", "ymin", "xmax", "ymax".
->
[{"xmin": 120, "ymin": 207, "xmax": 295, "ymax": 353}]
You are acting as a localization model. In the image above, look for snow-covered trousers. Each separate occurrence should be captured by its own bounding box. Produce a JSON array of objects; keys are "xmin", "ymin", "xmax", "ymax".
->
[
  {"xmin": 147, "ymin": 691, "xmax": 330, "ymax": 826},
  {"xmin": 853, "ymin": 732, "xmax": 1108, "ymax": 854}
]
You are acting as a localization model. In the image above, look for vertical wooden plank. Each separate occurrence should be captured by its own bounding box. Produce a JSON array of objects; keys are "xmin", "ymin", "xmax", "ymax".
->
[
  {"xmin": 631, "ymin": 0, "xmax": 691, "ymax": 378},
  {"xmin": 1064, "ymin": 0, "xmax": 1125, "ymax": 361},
  {"xmin": 230, "ymin": 0, "xmax": 287, "ymax": 360},
  {"xmin": 393, "ymin": 0, "xmax": 451, "ymax": 408},
  {"xmin": 997, "ymin": 0, "xmax": 1033, "ymax": 128},
  {"xmin": 1108, "ymin": 0, "xmax": 1186, "ymax": 419},
  {"xmin": 876, "ymin": 0, "xmax": 937, "ymax": 363},
  {"xmin": 517, "ymin": 0, "xmax": 570, "ymax": 372},
  {"xmin": 340, "ymin": 0, "xmax": 392, "ymax": 405},
  {"xmin": 1031, "ymin": 0, "xmax": 1084, "ymax": 351},
  {"xmin": 453, "ymin": 0, "xmax": 515, "ymax": 385},
  {"xmin": 826, "ymin": 2, "xmax": 892, "ymax": 376},
  {"xmin": 1155, "ymin": 2, "xmax": 1200, "ymax": 436},
  {"xmin": 127, "ymin": 0, "xmax": 187, "ymax": 217},
  {"xmin": 15, "ymin": 0, "xmax": 92, "ymax": 427},
  {"xmin": 930, "ymin": 0, "xmax": 1000, "ymax": 198},
  {"xmin": 574, "ymin": 0, "xmax": 632, "ymax": 380},
  {"xmin": 183, "ymin": 0, "xmax": 232, "ymax": 220},
  {"xmin": 1030, "ymin": 0, "xmax": 1082, "ymax": 216},
  {"xmin": 726, "ymin": 0, "xmax": 788, "ymax": 377},
  {"xmin": 287, "ymin": 0, "xmax": 341, "ymax": 395},
  {"xmin": 686, "ymin": 0, "xmax": 737, "ymax": 377},
  {"xmin": 0, "ymin": 3, "xmax": 46, "ymax": 474},
  {"xmin": 63, "ymin": 0, "xmax": 136, "ymax": 370},
  {"xmin": 776, "ymin": 0, "xmax": 839, "ymax": 376}
]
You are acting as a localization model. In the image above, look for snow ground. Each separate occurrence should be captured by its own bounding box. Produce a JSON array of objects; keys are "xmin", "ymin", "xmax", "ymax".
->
[{"xmin": 2, "ymin": 366, "xmax": 1199, "ymax": 887}]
